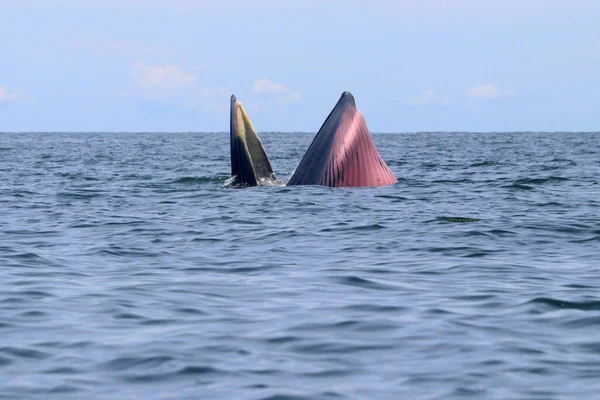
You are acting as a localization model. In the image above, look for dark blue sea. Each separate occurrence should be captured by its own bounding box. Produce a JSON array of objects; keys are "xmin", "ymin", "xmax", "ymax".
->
[{"xmin": 1, "ymin": 132, "xmax": 599, "ymax": 399}]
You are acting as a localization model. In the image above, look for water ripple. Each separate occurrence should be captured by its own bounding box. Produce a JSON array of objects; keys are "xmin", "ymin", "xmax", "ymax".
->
[{"xmin": 0, "ymin": 132, "xmax": 599, "ymax": 399}]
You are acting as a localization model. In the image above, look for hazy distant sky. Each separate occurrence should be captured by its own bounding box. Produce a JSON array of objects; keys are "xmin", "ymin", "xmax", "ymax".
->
[{"xmin": 1, "ymin": 0, "xmax": 599, "ymax": 132}]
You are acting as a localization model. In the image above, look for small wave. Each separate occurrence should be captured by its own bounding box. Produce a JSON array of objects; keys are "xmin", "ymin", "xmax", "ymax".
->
[
  {"xmin": 388, "ymin": 160, "xmax": 408, "ymax": 166},
  {"xmin": 292, "ymin": 341, "xmax": 394, "ymax": 355},
  {"xmin": 503, "ymin": 183, "xmax": 534, "ymax": 190},
  {"xmin": 11, "ymin": 190, "xmax": 39, "ymax": 197},
  {"xmin": 353, "ymin": 223, "xmax": 385, "ymax": 231},
  {"xmin": 57, "ymin": 190, "xmax": 104, "ymax": 199},
  {"xmin": 337, "ymin": 276, "xmax": 397, "ymax": 291},
  {"xmin": 120, "ymin": 364, "xmax": 224, "ymax": 383},
  {"xmin": 101, "ymin": 355, "xmax": 175, "ymax": 371},
  {"xmin": 321, "ymin": 223, "xmax": 385, "ymax": 232},
  {"xmin": 374, "ymin": 194, "xmax": 409, "ymax": 201},
  {"xmin": 258, "ymin": 177, "xmax": 286, "ymax": 187},
  {"xmin": 436, "ymin": 216, "xmax": 480, "ymax": 223},
  {"xmin": 114, "ymin": 312, "xmax": 145, "ymax": 320},
  {"xmin": 562, "ymin": 316, "xmax": 600, "ymax": 329},
  {"xmin": 343, "ymin": 304, "xmax": 407, "ymax": 313},
  {"xmin": 470, "ymin": 160, "xmax": 504, "ymax": 167},
  {"xmin": 4, "ymin": 290, "xmax": 54, "ymax": 299},
  {"xmin": 56, "ymin": 172, "xmax": 100, "ymax": 181},
  {"xmin": 43, "ymin": 366, "xmax": 82, "ymax": 375},
  {"xmin": 18, "ymin": 310, "xmax": 47, "ymax": 318},
  {"xmin": 432, "ymin": 179, "xmax": 473, "ymax": 184},
  {"xmin": 489, "ymin": 229, "xmax": 517, "ymax": 236},
  {"xmin": 536, "ymin": 201, "xmax": 564, "ymax": 207},
  {"xmin": 301, "ymin": 368, "xmax": 354, "ymax": 378},
  {"xmin": 174, "ymin": 307, "xmax": 207, "ymax": 316},
  {"xmin": 0, "ymin": 346, "xmax": 50, "ymax": 360},
  {"xmin": 225, "ymin": 265, "xmax": 276, "ymax": 274},
  {"xmin": 139, "ymin": 318, "xmax": 176, "ymax": 326},
  {"xmin": 463, "ymin": 230, "xmax": 489, "ymax": 237},
  {"xmin": 526, "ymin": 297, "xmax": 600, "ymax": 311},
  {"xmin": 91, "ymin": 248, "xmax": 158, "ymax": 258},
  {"xmin": 223, "ymin": 175, "xmax": 239, "ymax": 188},
  {"xmin": 515, "ymin": 176, "xmax": 568, "ymax": 185},
  {"xmin": 178, "ymin": 365, "xmax": 222, "ymax": 375},
  {"xmin": 570, "ymin": 236, "xmax": 600, "ymax": 244},
  {"xmin": 223, "ymin": 176, "xmax": 286, "ymax": 188},
  {"xmin": 255, "ymin": 395, "xmax": 315, "ymax": 400},
  {"xmin": 191, "ymin": 237, "xmax": 225, "ymax": 243},
  {"xmin": 421, "ymin": 163, "xmax": 439, "ymax": 168},
  {"xmin": 170, "ymin": 176, "xmax": 225, "ymax": 184},
  {"xmin": 264, "ymin": 335, "xmax": 301, "ymax": 344},
  {"xmin": 550, "ymin": 157, "xmax": 577, "ymax": 164}
]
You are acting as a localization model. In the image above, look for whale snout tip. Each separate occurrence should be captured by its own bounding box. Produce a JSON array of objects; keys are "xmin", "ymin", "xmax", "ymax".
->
[{"xmin": 340, "ymin": 91, "xmax": 356, "ymax": 106}]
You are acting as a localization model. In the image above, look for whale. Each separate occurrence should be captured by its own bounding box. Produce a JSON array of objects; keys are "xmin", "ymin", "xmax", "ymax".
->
[{"xmin": 228, "ymin": 91, "xmax": 397, "ymax": 188}]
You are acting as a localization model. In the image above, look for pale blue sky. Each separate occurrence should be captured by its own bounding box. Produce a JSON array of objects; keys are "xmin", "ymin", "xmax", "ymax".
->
[{"xmin": 1, "ymin": 0, "xmax": 598, "ymax": 132}]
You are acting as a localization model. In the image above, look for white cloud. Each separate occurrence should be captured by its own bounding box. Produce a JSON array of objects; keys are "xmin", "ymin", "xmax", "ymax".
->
[
  {"xmin": 122, "ymin": 61, "xmax": 227, "ymax": 112},
  {"xmin": 275, "ymin": 91, "xmax": 302, "ymax": 104},
  {"xmin": 0, "ymin": 86, "xmax": 19, "ymax": 103},
  {"xmin": 132, "ymin": 60, "xmax": 197, "ymax": 95},
  {"xmin": 252, "ymin": 77, "xmax": 301, "ymax": 104},
  {"xmin": 252, "ymin": 78, "xmax": 287, "ymax": 94},
  {"xmin": 404, "ymin": 89, "xmax": 434, "ymax": 105},
  {"xmin": 467, "ymin": 84, "xmax": 515, "ymax": 99},
  {"xmin": 403, "ymin": 89, "xmax": 452, "ymax": 106}
]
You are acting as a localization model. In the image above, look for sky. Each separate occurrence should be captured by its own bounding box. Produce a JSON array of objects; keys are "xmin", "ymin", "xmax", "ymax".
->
[{"xmin": 1, "ymin": 0, "xmax": 599, "ymax": 132}]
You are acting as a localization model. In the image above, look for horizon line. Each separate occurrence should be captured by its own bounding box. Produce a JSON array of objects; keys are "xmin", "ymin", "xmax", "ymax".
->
[{"xmin": 1, "ymin": 131, "xmax": 599, "ymax": 134}]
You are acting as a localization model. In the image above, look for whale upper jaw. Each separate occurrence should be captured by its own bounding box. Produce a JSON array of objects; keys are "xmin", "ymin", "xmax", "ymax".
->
[
  {"xmin": 229, "ymin": 95, "xmax": 276, "ymax": 187},
  {"xmin": 286, "ymin": 92, "xmax": 398, "ymax": 187}
]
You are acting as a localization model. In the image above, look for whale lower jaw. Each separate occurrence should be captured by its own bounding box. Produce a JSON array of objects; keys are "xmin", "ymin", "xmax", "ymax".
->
[{"xmin": 287, "ymin": 92, "xmax": 398, "ymax": 187}]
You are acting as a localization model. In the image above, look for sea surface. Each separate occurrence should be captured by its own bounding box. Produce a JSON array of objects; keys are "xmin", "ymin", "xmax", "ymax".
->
[{"xmin": 1, "ymin": 131, "xmax": 599, "ymax": 399}]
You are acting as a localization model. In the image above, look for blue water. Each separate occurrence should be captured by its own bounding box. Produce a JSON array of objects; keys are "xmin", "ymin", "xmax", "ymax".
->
[{"xmin": 1, "ymin": 132, "xmax": 599, "ymax": 399}]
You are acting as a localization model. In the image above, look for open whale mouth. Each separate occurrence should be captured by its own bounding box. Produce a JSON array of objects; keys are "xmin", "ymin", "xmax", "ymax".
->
[{"xmin": 229, "ymin": 91, "xmax": 398, "ymax": 188}]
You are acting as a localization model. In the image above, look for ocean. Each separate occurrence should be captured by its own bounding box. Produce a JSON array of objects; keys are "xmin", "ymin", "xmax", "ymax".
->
[{"xmin": 1, "ymin": 131, "xmax": 599, "ymax": 399}]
